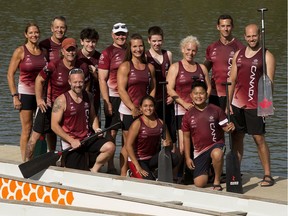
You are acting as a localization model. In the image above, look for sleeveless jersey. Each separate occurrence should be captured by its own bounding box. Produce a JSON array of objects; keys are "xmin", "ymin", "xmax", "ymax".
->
[
  {"xmin": 146, "ymin": 50, "xmax": 170, "ymax": 101},
  {"xmin": 232, "ymin": 47, "xmax": 264, "ymax": 109},
  {"xmin": 175, "ymin": 61, "xmax": 205, "ymax": 115},
  {"xmin": 40, "ymin": 59, "xmax": 90, "ymax": 106},
  {"xmin": 182, "ymin": 103, "xmax": 227, "ymax": 158},
  {"xmin": 205, "ymin": 38, "xmax": 244, "ymax": 96},
  {"xmin": 39, "ymin": 38, "xmax": 62, "ymax": 62},
  {"xmin": 118, "ymin": 62, "xmax": 151, "ymax": 115},
  {"xmin": 98, "ymin": 44, "xmax": 126, "ymax": 97},
  {"xmin": 62, "ymin": 91, "xmax": 92, "ymax": 141},
  {"xmin": 18, "ymin": 45, "xmax": 47, "ymax": 95},
  {"xmin": 134, "ymin": 116, "xmax": 163, "ymax": 160}
]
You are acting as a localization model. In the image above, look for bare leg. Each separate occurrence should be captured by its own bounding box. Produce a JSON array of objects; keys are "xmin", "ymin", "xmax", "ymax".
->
[
  {"xmin": 90, "ymin": 141, "xmax": 115, "ymax": 173},
  {"xmin": 211, "ymin": 148, "xmax": 224, "ymax": 186},
  {"xmin": 194, "ymin": 174, "xmax": 209, "ymax": 188},
  {"xmin": 172, "ymin": 129, "xmax": 184, "ymax": 182},
  {"xmin": 231, "ymin": 131, "xmax": 245, "ymax": 163},
  {"xmin": 120, "ymin": 130, "xmax": 129, "ymax": 176},
  {"xmin": 106, "ymin": 129, "xmax": 118, "ymax": 173},
  {"xmin": 19, "ymin": 110, "xmax": 34, "ymax": 161},
  {"xmin": 25, "ymin": 131, "xmax": 41, "ymax": 161}
]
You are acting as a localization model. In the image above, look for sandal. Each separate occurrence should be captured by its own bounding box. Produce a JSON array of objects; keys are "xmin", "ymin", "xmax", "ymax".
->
[
  {"xmin": 212, "ymin": 184, "xmax": 223, "ymax": 191},
  {"xmin": 260, "ymin": 175, "xmax": 275, "ymax": 187}
]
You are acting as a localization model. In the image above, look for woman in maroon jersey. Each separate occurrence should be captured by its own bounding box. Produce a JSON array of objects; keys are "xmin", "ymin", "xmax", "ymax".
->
[
  {"xmin": 7, "ymin": 22, "xmax": 47, "ymax": 161},
  {"xmin": 125, "ymin": 95, "xmax": 174, "ymax": 180}
]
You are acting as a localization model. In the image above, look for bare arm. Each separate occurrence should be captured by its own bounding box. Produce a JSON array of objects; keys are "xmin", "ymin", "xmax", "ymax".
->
[
  {"xmin": 266, "ymin": 50, "xmax": 276, "ymax": 89},
  {"xmin": 200, "ymin": 64, "xmax": 212, "ymax": 97},
  {"xmin": 88, "ymin": 92, "xmax": 101, "ymax": 132},
  {"xmin": 203, "ymin": 59, "xmax": 212, "ymax": 72},
  {"xmin": 98, "ymin": 68, "xmax": 112, "ymax": 116},
  {"xmin": 183, "ymin": 131, "xmax": 194, "ymax": 170},
  {"xmin": 167, "ymin": 50, "xmax": 173, "ymax": 65},
  {"xmin": 148, "ymin": 63, "xmax": 156, "ymax": 97},
  {"xmin": 7, "ymin": 46, "xmax": 23, "ymax": 109},
  {"xmin": 35, "ymin": 74, "xmax": 47, "ymax": 112},
  {"xmin": 51, "ymin": 94, "xmax": 81, "ymax": 149}
]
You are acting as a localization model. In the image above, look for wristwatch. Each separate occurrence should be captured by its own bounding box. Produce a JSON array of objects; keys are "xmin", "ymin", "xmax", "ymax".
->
[{"xmin": 11, "ymin": 93, "xmax": 19, "ymax": 97}]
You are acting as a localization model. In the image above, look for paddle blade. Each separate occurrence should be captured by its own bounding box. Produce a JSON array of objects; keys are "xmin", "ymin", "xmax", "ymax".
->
[
  {"xmin": 258, "ymin": 74, "xmax": 274, "ymax": 116},
  {"xmin": 19, "ymin": 151, "xmax": 61, "ymax": 178},
  {"xmin": 158, "ymin": 147, "xmax": 173, "ymax": 183},
  {"xmin": 226, "ymin": 151, "xmax": 243, "ymax": 194},
  {"xmin": 33, "ymin": 136, "xmax": 47, "ymax": 158}
]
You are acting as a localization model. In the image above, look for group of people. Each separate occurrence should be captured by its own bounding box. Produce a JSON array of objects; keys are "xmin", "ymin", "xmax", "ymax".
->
[{"xmin": 7, "ymin": 14, "xmax": 276, "ymax": 189}]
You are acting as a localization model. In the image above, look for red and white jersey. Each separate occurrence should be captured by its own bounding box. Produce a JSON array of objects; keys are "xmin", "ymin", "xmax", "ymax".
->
[
  {"xmin": 175, "ymin": 61, "xmax": 205, "ymax": 115},
  {"xmin": 62, "ymin": 91, "xmax": 92, "ymax": 141},
  {"xmin": 98, "ymin": 44, "xmax": 126, "ymax": 97},
  {"xmin": 146, "ymin": 49, "xmax": 170, "ymax": 101},
  {"xmin": 134, "ymin": 116, "xmax": 163, "ymax": 160},
  {"xmin": 39, "ymin": 37, "xmax": 63, "ymax": 63},
  {"xmin": 205, "ymin": 38, "xmax": 244, "ymax": 96},
  {"xmin": 182, "ymin": 103, "xmax": 228, "ymax": 158},
  {"xmin": 18, "ymin": 45, "xmax": 47, "ymax": 95},
  {"xmin": 232, "ymin": 47, "xmax": 264, "ymax": 109},
  {"xmin": 119, "ymin": 62, "xmax": 151, "ymax": 115}
]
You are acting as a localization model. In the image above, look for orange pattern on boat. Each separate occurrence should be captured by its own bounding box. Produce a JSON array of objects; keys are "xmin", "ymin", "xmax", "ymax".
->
[{"xmin": 0, "ymin": 177, "xmax": 74, "ymax": 205}]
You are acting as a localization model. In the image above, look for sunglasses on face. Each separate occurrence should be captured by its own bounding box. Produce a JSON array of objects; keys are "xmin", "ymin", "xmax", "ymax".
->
[
  {"xmin": 69, "ymin": 68, "xmax": 84, "ymax": 75},
  {"xmin": 115, "ymin": 32, "xmax": 127, "ymax": 36}
]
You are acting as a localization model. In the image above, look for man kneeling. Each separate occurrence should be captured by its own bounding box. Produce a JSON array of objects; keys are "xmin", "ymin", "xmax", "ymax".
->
[{"xmin": 51, "ymin": 68, "xmax": 115, "ymax": 172}]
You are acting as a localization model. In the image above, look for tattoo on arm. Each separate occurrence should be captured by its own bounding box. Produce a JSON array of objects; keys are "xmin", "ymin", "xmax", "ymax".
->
[{"xmin": 52, "ymin": 98, "xmax": 62, "ymax": 112}]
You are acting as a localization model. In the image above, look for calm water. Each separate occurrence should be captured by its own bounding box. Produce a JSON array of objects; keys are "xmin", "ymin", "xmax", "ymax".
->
[{"xmin": 0, "ymin": 0, "xmax": 286, "ymax": 177}]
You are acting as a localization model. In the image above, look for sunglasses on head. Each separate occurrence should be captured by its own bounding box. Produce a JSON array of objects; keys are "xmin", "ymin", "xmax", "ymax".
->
[
  {"xmin": 113, "ymin": 24, "xmax": 126, "ymax": 30},
  {"xmin": 69, "ymin": 68, "xmax": 84, "ymax": 75}
]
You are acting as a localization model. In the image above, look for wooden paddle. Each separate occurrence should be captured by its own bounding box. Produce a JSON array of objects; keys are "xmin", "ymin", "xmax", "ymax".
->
[
  {"xmin": 158, "ymin": 81, "xmax": 173, "ymax": 183},
  {"xmin": 223, "ymin": 82, "xmax": 243, "ymax": 194},
  {"xmin": 19, "ymin": 122, "xmax": 121, "ymax": 178},
  {"xmin": 257, "ymin": 8, "xmax": 274, "ymax": 116}
]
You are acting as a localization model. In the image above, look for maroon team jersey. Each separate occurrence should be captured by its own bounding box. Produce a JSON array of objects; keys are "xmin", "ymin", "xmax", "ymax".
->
[
  {"xmin": 146, "ymin": 50, "xmax": 170, "ymax": 101},
  {"xmin": 205, "ymin": 38, "xmax": 244, "ymax": 96},
  {"xmin": 98, "ymin": 44, "xmax": 126, "ymax": 97},
  {"xmin": 175, "ymin": 61, "xmax": 205, "ymax": 115},
  {"xmin": 134, "ymin": 116, "xmax": 163, "ymax": 160},
  {"xmin": 232, "ymin": 47, "xmax": 264, "ymax": 109},
  {"xmin": 182, "ymin": 104, "xmax": 228, "ymax": 158},
  {"xmin": 39, "ymin": 38, "xmax": 62, "ymax": 63},
  {"xmin": 40, "ymin": 59, "xmax": 89, "ymax": 106},
  {"xmin": 62, "ymin": 91, "xmax": 92, "ymax": 141},
  {"xmin": 18, "ymin": 45, "xmax": 47, "ymax": 95},
  {"xmin": 119, "ymin": 62, "xmax": 151, "ymax": 115}
]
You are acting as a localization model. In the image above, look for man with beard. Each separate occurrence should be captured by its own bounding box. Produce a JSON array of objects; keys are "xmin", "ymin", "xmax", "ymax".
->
[{"xmin": 228, "ymin": 24, "xmax": 276, "ymax": 187}]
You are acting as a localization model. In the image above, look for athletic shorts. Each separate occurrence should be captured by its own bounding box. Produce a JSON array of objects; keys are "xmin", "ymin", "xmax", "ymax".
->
[
  {"xmin": 209, "ymin": 95, "xmax": 227, "ymax": 111},
  {"xmin": 19, "ymin": 94, "xmax": 37, "ymax": 110},
  {"xmin": 156, "ymin": 102, "xmax": 177, "ymax": 143},
  {"xmin": 33, "ymin": 107, "xmax": 52, "ymax": 134},
  {"xmin": 175, "ymin": 115, "xmax": 184, "ymax": 130},
  {"xmin": 105, "ymin": 97, "xmax": 121, "ymax": 130},
  {"xmin": 193, "ymin": 143, "xmax": 225, "ymax": 179},
  {"xmin": 121, "ymin": 114, "xmax": 135, "ymax": 131},
  {"xmin": 231, "ymin": 105, "xmax": 265, "ymax": 135},
  {"xmin": 62, "ymin": 137, "xmax": 108, "ymax": 170}
]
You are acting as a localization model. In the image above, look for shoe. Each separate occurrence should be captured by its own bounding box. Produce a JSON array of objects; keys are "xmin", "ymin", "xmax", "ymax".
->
[
  {"xmin": 260, "ymin": 175, "xmax": 275, "ymax": 187},
  {"xmin": 212, "ymin": 184, "xmax": 223, "ymax": 191}
]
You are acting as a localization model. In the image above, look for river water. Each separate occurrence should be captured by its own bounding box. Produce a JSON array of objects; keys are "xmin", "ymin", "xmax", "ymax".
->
[{"xmin": 0, "ymin": 0, "xmax": 286, "ymax": 177}]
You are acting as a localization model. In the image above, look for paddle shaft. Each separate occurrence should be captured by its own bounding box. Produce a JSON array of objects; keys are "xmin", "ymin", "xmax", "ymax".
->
[
  {"xmin": 159, "ymin": 81, "xmax": 168, "ymax": 140},
  {"xmin": 223, "ymin": 82, "xmax": 232, "ymax": 149}
]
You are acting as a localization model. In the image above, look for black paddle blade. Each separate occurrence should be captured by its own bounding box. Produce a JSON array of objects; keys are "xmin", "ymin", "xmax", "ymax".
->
[
  {"xmin": 226, "ymin": 151, "xmax": 243, "ymax": 194},
  {"xmin": 19, "ymin": 151, "xmax": 61, "ymax": 178},
  {"xmin": 158, "ymin": 147, "xmax": 173, "ymax": 183}
]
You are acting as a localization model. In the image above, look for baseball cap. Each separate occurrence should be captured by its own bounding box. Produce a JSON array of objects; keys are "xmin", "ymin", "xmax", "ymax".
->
[
  {"xmin": 62, "ymin": 38, "xmax": 77, "ymax": 50},
  {"xmin": 112, "ymin": 23, "xmax": 128, "ymax": 33}
]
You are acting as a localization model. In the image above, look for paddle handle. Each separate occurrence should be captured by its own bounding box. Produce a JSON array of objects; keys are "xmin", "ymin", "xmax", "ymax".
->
[
  {"xmin": 159, "ymin": 81, "xmax": 168, "ymax": 140},
  {"xmin": 258, "ymin": 8, "xmax": 268, "ymax": 77}
]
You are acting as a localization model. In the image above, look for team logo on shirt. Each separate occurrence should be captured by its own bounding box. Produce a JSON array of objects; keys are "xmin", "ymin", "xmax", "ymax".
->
[{"xmin": 252, "ymin": 59, "xmax": 259, "ymax": 66}]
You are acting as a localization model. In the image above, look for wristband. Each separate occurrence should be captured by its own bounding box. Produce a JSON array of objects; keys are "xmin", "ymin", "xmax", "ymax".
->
[{"xmin": 11, "ymin": 93, "xmax": 19, "ymax": 97}]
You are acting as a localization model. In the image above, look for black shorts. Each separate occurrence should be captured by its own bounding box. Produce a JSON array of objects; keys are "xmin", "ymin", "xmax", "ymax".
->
[
  {"xmin": 156, "ymin": 102, "xmax": 177, "ymax": 143},
  {"xmin": 209, "ymin": 95, "xmax": 227, "ymax": 111},
  {"xmin": 176, "ymin": 115, "xmax": 184, "ymax": 130},
  {"xmin": 33, "ymin": 107, "xmax": 52, "ymax": 134},
  {"xmin": 19, "ymin": 94, "xmax": 37, "ymax": 110},
  {"xmin": 231, "ymin": 105, "xmax": 265, "ymax": 135},
  {"xmin": 64, "ymin": 137, "xmax": 108, "ymax": 170},
  {"xmin": 193, "ymin": 143, "xmax": 225, "ymax": 179},
  {"xmin": 121, "ymin": 114, "xmax": 135, "ymax": 131},
  {"xmin": 105, "ymin": 97, "xmax": 121, "ymax": 130}
]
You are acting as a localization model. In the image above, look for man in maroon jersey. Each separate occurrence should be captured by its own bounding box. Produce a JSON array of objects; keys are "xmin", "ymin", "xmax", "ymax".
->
[
  {"xmin": 204, "ymin": 15, "xmax": 244, "ymax": 110},
  {"xmin": 182, "ymin": 81, "xmax": 235, "ymax": 190},
  {"xmin": 51, "ymin": 69, "xmax": 115, "ymax": 171},
  {"xmin": 98, "ymin": 23, "xmax": 128, "ymax": 174},
  {"xmin": 228, "ymin": 24, "xmax": 276, "ymax": 187}
]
